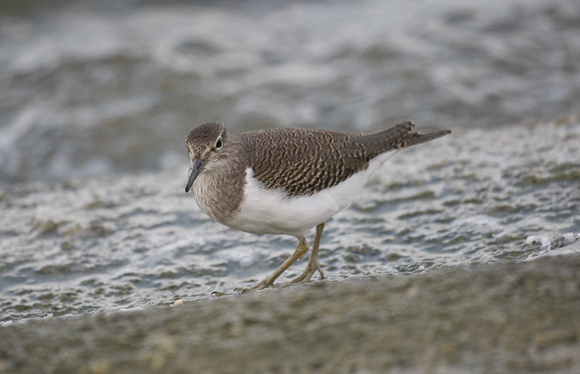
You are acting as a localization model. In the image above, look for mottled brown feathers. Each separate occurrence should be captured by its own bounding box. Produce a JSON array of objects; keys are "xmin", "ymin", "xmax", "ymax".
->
[
  {"xmin": 239, "ymin": 128, "xmax": 369, "ymax": 196},
  {"xmin": 236, "ymin": 121, "xmax": 450, "ymax": 197}
]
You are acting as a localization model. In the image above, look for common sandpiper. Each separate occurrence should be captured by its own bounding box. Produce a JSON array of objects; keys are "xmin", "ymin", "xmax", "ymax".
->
[{"xmin": 185, "ymin": 121, "xmax": 451, "ymax": 291}]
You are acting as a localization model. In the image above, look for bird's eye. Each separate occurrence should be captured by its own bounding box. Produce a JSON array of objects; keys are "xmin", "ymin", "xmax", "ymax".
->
[{"xmin": 216, "ymin": 136, "xmax": 222, "ymax": 149}]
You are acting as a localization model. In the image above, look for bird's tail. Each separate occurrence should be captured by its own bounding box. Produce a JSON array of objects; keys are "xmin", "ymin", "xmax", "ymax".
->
[
  {"xmin": 404, "ymin": 128, "xmax": 452, "ymax": 148},
  {"xmin": 354, "ymin": 121, "xmax": 452, "ymax": 158}
]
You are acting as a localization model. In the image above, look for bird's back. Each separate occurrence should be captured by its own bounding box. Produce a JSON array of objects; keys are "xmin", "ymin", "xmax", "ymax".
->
[{"xmin": 236, "ymin": 121, "xmax": 449, "ymax": 197}]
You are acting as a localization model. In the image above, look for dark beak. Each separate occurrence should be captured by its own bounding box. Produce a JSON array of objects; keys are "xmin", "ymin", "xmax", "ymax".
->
[{"xmin": 185, "ymin": 158, "xmax": 206, "ymax": 193}]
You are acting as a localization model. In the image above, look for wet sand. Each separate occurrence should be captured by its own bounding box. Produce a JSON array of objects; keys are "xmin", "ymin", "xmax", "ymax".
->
[
  {"xmin": 1, "ymin": 249, "xmax": 579, "ymax": 373},
  {"xmin": 1, "ymin": 119, "xmax": 578, "ymax": 321},
  {"xmin": 1, "ymin": 0, "xmax": 579, "ymax": 371}
]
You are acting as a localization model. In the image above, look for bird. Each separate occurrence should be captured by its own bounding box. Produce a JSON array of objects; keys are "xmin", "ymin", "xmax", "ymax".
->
[{"xmin": 185, "ymin": 121, "xmax": 451, "ymax": 291}]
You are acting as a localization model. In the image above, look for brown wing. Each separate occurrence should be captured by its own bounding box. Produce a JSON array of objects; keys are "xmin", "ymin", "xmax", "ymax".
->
[
  {"xmin": 237, "ymin": 128, "xmax": 370, "ymax": 197},
  {"xmin": 237, "ymin": 122, "xmax": 450, "ymax": 197}
]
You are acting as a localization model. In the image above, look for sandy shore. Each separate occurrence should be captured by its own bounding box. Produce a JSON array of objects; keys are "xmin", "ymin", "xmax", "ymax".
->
[{"xmin": 1, "ymin": 246, "xmax": 578, "ymax": 374}]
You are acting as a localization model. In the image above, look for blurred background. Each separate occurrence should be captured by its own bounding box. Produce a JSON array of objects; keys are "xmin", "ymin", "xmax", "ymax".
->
[
  {"xmin": 1, "ymin": 0, "xmax": 579, "ymax": 324},
  {"xmin": 1, "ymin": 0, "xmax": 579, "ymax": 185}
]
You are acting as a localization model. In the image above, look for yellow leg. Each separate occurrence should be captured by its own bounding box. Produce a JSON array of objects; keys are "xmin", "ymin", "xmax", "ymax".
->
[
  {"xmin": 237, "ymin": 235, "xmax": 310, "ymax": 292},
  {"xmin": 287, "ymin": 222, "xmax": 325, "ymax": 285}
]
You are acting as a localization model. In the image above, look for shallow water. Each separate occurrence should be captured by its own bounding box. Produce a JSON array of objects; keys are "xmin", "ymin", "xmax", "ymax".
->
[
  {"xmin": 0, "ymin": 0, "xmax": 579, "ymax": 323},
  {"xmin": 1, "ymin": 120, "xmax": 578, "ymax": 322},
  {"xmin": 1, "ymin": 0, "xmax": 579, "ymax": 184}
]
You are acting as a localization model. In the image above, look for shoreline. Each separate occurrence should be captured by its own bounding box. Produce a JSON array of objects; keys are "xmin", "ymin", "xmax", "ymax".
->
[{"xmin": 1, "ymin": 245, "xmax": 579, "ymax": 373}]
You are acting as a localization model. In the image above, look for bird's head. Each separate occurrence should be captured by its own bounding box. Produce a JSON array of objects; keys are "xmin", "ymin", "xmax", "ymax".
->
[{"xmin": 185, "ymin": 122, "xmax": 229, "ymax": 193}]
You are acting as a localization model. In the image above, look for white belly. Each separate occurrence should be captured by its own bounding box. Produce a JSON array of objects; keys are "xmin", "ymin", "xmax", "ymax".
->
[{"xmin": 224, "ymin": 151, "xmax": 396, "ymax": 236}]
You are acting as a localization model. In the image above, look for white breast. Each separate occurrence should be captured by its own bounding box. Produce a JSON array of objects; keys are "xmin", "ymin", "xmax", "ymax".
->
[{"xmin": 224, "ymin": 151, "xmax": 397, "ymax": 236}]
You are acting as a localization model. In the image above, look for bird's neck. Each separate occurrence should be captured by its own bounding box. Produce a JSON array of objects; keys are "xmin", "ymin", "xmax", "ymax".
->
[{"xmin": 193, "ymin": 147, "xmax": 247, "ymax": 224}]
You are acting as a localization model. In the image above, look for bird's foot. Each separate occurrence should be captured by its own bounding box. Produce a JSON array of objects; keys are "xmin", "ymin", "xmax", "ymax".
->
[
  {"xmin": 272, "ymin": 262, "xmax": 324, "ymax": 288},
  {"xmin": 227, "ymin": 263, "xmax": 324, "ymax": 294},
  {"xmin": 289, "ymin": 262, "xmax": 324, "ymax": 285},
  {"xmin": 211, "ymin": 278, "xmax": 276, "ymax": 296},
  {"xmin": 233, "ymin": 278, "xmax": 277, "ymax": 294}
]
